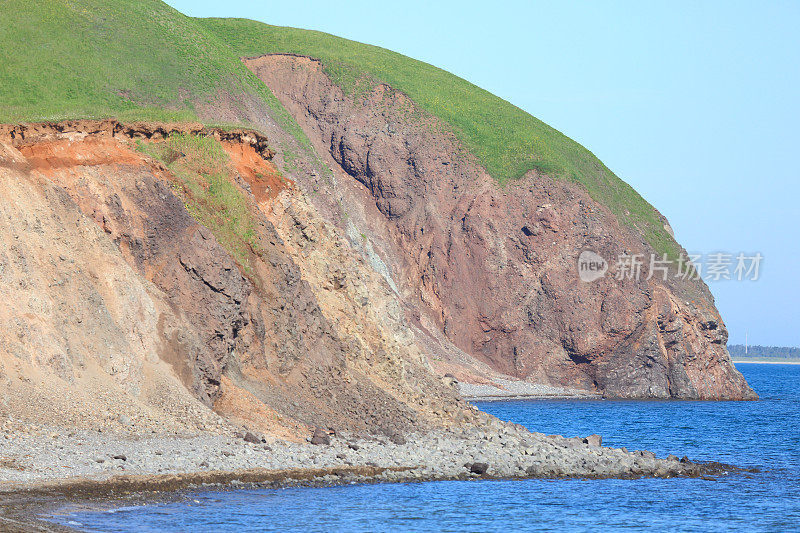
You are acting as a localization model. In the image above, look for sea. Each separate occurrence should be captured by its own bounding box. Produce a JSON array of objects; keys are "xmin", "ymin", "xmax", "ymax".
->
[{"xmin": 52, "ymin": 363, "xmax": 800, "ymax": 532}]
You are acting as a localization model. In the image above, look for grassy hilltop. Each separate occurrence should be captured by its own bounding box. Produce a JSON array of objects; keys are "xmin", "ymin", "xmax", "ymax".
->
[{"xmin": 0, "ymin": 0, "xmax": 676, "ymax": 255}]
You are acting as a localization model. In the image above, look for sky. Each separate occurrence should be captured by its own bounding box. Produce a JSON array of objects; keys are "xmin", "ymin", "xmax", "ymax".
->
[{"xmin": 166, "ymin": 0, "xmax": 800, "ymax": 347}]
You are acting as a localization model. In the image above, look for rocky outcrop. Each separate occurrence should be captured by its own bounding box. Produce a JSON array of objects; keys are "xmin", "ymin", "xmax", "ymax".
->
[
  {"xmin": 0, "ymin": 119, "xmax": 274, "ymax": 160},
  {"xmin": 243, "ymin": 54, "xmax": 755, "ymax": 400}
]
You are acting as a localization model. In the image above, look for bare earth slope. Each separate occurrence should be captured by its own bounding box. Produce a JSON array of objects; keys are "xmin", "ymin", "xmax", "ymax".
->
[
  {"xmin": 243, "ymin": 54, "xmax": 754, "ymax": 400},
  {"xmin": 0, "ymin": 120, "xmax": 471, "ymax": 438}
]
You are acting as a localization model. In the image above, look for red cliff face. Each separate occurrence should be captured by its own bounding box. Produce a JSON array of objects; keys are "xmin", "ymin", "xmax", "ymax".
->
[{"xmin": 244, "ymin": 54, "xmax": 755, "ymax": 400}]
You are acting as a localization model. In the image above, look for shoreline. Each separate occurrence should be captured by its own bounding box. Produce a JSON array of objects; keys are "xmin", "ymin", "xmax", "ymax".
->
[
  {"xmin": 2, "ymin": 458, "xmax": 745, "ymax": 533},
  {"xmin": 458, "ymin": 380, "xmax": 601, "ymax": 402},
  {"xmin": 733, "ymin": 360, "xmax": 800, "ymax": 365},
  {"xmin": 463, "ymin": 393, "xmax": 599, "ymax": 401},
  {"xmin": 0, "ymin": 421, "xmax": 744, "ymax": 531}
]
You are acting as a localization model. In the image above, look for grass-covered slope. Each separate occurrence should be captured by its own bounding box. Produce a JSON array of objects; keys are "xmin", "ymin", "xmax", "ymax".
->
[
  {"xmin": 0, "ymin": 0, "xmax": 284, "ymax": 124},
  {"xmin": 0, "ymin": 0, "xmax": 676, "ymax": 256}
]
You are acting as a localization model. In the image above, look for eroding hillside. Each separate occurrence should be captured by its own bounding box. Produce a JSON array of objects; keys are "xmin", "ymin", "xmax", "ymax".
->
[
  {"xmin": 242, "ymin": 54, "xmax": 754, "ymax": 400},
  {"xmin": 0, "ymin": 1, "xmax": 756, "ymax": 446},
  {"xmin": 0, "ymin": 120, "xmax": 472, "ymax": 438}
]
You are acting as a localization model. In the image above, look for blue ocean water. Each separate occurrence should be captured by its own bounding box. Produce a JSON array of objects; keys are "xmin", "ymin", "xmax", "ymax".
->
[{"xmin": 55, "ymin": 364, "xmax": 800, "ymax": 532}]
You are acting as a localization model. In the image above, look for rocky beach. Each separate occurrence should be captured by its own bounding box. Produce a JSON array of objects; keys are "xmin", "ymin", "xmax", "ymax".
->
[
  {"xmin": 0, "ymin": 421, "xmax": 717, "ymax": 489},
  {"xmin": 0, "ymin": 412, "xmax": 735, "ymax": 531},
  {"xmin": 457, "ymin": 380, "xmax": 601, "ymax": 401}
]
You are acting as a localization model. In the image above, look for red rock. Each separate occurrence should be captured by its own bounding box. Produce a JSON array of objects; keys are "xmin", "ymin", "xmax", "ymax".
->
[{"xmin": 245, "ymin": 54, "xmax": 756, "ymax": 401}]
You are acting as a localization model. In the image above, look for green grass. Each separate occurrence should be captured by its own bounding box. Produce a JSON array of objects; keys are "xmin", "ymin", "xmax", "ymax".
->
[
  {"xmin": 0, "ymin": 0, "xmax": 309, "ymax": 145},
  {"xmin": 137, "ymin": 134, "xmax": 262, "ymax": 271},
  {"xmin": 0, "ymin": 0, "xmax": 677, "ymax": 256}
]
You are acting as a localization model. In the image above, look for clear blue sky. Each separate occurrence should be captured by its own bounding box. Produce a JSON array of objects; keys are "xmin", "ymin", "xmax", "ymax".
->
[{"xmin": 167, "ymin": 0, "xmax": 800, "ymax": 347}]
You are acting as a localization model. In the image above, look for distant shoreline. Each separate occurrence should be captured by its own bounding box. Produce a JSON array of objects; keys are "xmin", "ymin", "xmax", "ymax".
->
[
  {"xmin": 458, "ymin": 380, "xmax": 600, "ymax": 402},
  {"xmin": 733, "ymin": 360, "xmax": 800, "ymax": 365}
]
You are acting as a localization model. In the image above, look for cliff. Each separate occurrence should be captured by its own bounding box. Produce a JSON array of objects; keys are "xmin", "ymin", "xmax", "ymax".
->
[
  {"xmin": 240, "ymin": 54, "xmax": 755, "ymax": 400},
  {"xmin": 0, "ymin": 120, "xmax": 472, "ymax": 437},
  {"xmin": 0, "ymin": 1, "xmax": 754, "ymax": 443}
]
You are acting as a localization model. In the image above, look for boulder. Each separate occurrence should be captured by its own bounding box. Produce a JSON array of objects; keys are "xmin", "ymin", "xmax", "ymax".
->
[
  {"xmin": 441, "ymin": 374, "xmax": 459, "ymax": 389},
  {"xmin": 310, "ymin": 428, "xmax": 331, "ymax": 445},
  {"xmin": 243, "ymin": 432, "xmax": 261, "ymax": 444},
  {"xmin": 583, "ymin": 434, "xmax": 602, "ymax": 446},
  {"xmin": 469, "ymin": 462, "xmax": 489, "ymax": 475},
  {"xmin": 525, "ymin": 464, "xmax": 543, "ymax": 476}
]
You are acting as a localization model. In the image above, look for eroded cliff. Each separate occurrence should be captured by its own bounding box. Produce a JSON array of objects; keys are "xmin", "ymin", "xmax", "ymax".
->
[
  {"xmin": 243, "ymin": 54, "xmax": 754, "ymax": 400},
  {"xmin": 0, "ymin": 56, "xmax": 755, "ymax": 448},
  {"xmin": 0, "ymin": 120, "xmax": 473, "ymax": 438}
]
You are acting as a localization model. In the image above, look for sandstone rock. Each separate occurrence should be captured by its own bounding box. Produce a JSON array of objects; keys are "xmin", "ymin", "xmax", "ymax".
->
[
  {"xmin": 0, "ymin": 119, "xmax": 471, "ymax": 444},
  {"xmin": 583, "ymin": 434, "xmax": 602, "ymax": 446}
]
